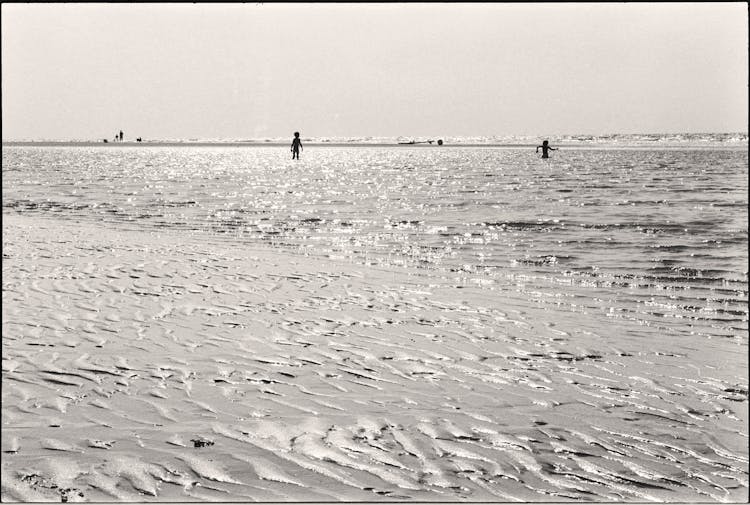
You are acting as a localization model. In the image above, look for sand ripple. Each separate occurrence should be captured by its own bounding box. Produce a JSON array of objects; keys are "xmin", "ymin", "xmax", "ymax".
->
[{"xmin": 2, "ymin": 215, "xmax": 747, "ymax": 501}]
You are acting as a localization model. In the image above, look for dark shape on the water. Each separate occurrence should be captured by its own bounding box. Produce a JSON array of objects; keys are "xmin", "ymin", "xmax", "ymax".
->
[
  {"xmin": 291, "ymin": 131, "xmax": 302, "ymax": 159},
  {"xmin": 437, "ymin": 139, "xmax": 443, "ymax": 145},
  {"xmin": 536, "ymin": 140, "xmax": 558, "ymax": 159},
  {"xmin": 103, "ymin": 139, "xmax": 108, "ymax": 143},
  {"xmin": 136, "ymin": 137, "xmax": 142, "ymax": 142},
  {"xmin": 119, "ymin": 130, "xmax": 124, "ymax": 142}
]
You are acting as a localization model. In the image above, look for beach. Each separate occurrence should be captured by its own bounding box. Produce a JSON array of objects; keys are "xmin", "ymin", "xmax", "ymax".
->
[
  {"xmin": 3, "ymin": 211, "xmax": 748, "ymax": 502},
  {"xmin": 2, "ymin": 143, "xmax": 748, "ymax": 502}
]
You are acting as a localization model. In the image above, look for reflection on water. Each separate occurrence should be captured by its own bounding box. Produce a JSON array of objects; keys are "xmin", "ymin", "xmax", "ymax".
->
[{"xmin": 3, "ymin": 145, "xmax": 748, "ymax": 341}]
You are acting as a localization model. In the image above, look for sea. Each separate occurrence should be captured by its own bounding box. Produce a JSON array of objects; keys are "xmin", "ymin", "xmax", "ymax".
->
[{"xmin": 3, "ymin": 134, "xmax": 747, "ymax": 344}]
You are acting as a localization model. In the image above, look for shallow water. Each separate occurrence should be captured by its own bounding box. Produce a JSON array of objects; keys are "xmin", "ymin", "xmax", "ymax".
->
[{"xmin": 3, "ymin": 145, "xmax": 748, "ymax": 342}]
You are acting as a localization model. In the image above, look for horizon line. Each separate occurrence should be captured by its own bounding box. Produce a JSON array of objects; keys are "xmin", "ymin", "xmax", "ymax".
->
[{"xmin": 3, "ymin": 131, "xmax": 749, "ymax": 143}]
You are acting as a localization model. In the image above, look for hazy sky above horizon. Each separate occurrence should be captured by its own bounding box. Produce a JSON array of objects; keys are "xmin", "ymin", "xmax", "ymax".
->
[{"xmin": 2, "ymin": 3, "xmax": 747, "ymax": 140}]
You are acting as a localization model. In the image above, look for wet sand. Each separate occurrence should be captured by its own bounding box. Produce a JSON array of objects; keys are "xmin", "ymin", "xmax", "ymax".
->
[{"xmin": 2, "ymin": 214, "xmax": 747, "ymax": 502}]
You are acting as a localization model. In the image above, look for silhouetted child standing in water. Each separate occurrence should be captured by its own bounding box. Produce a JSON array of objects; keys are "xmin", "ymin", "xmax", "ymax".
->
[
  {"xmin": 536, "ymin": 140, "xmax": 557, "ymax": 159},
  {"xmin": 291, "ymin": 132, "xmax": 303, "ymax": 159}
]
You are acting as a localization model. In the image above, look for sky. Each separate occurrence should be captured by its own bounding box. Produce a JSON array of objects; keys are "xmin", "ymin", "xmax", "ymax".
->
[{"xmin": 2, "ymin": 3, "xmax": 748, "ymax": 140}]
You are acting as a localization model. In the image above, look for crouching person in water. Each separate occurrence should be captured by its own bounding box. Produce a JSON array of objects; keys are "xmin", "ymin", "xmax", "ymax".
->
[
  {"xmin": 291, "ymin": 132, "xmax": 303, "ymax": 159},
  {"xmin": 536, "ymin": 140, "xmax": 557, "ymax": 159}
]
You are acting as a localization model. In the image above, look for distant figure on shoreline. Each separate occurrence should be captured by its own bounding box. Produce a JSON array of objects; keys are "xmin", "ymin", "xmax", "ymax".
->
[
  {"xmin": 114, "ymin": 134, "xmax": 118, "ymax": 142},
  {"xmin": 119, "ymin": 130, "xmax": 124, "ymax": 142},
  {"xmin": 536, "ymin": 140, "xmax": 557, "ymax": 159},
  {"xmin": 291, "ymin": 132, "xmax": 303, "ymax": 159}
]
